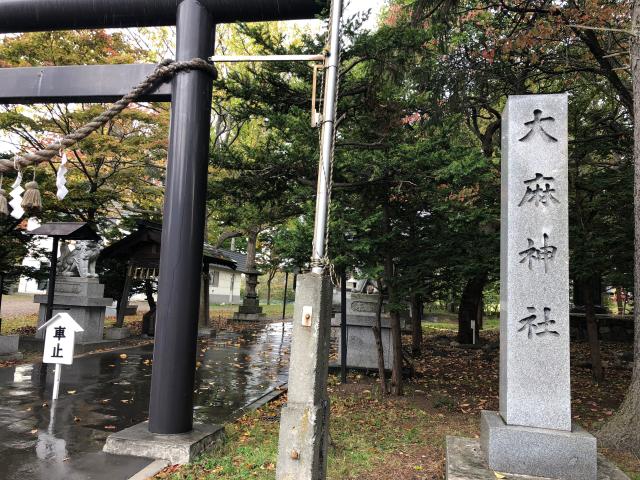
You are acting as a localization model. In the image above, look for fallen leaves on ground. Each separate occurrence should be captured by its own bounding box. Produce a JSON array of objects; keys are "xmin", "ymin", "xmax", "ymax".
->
[{"xmin": 158, "ymin": 328, "xmax": 638, "ymax": 480}]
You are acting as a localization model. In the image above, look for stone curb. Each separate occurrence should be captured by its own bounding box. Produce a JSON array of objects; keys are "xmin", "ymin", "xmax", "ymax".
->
[
  {"xmin": 227, "ymin": 382, "xmax": 288, "ymax": 422},
  {"xmin": 125, "ymin": 382, "xmax": 288, "ymax": 479},
  {"xmin": 127, "ymin": 459, "xmax": 170, "ymax": 480}
]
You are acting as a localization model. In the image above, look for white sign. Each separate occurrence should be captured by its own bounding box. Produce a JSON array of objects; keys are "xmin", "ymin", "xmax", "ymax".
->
[{"xmin": 38, "ymin": 313, "xmax": 84, "ymax": 365}]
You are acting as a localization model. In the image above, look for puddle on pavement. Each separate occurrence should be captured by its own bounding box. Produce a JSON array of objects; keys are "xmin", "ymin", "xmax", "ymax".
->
[{"xmin": 0, "ymin": 322, "xmax": 291, "ymax": 480}]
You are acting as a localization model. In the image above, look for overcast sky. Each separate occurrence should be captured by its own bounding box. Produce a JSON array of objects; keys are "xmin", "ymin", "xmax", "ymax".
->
[{"xmin": 298, "ymin": 0, "xmax": 387, "ymax": 31}]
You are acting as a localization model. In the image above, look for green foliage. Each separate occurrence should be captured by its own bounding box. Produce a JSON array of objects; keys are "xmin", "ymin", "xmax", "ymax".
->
[
  {"xmin": 0, "ymin": 1, "xmax": 632, "ymax": 316},
  {"xmin": 0, "ymin": 152, "xmax": 46, "ymax": 287},
  {"xmin": 0, "ymin": 30, "xmax": 169, "ymax": 236}
]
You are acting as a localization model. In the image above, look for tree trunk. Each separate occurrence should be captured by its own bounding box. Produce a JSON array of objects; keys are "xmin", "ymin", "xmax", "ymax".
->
[
  {"xmin": 115, "ymin": 269, "xmax": 132, "ymax": 328},
  {"xmin": 382, "ymin": 202, "xmax": 403, "ymax": 396},
  {"xmin": 142, "ymin": 280, "xmax": 156, "ymax": 336},
  {"xmin": 372, "ymin": 287, "xmax": 388, "ymax": 394},
  {"xmin": 584, "ymin": 278, "xmax": 604, "ymax": 382},
  {"xmin": 246, "ymin": 230, "xmax": 258, "ymax": 271},
  {"xmin": 411, "ymin": 293, "xmax": 423, "ymax": 356},
  {"xmin": 616, "ymin": 286, "xmax": 624, "ymax": 315},
  {"xmin": 476, "ymin": 297, "xmax": 484, "ymax": 331},
  {"xmin": 389, "ymin": 310, "xmax": 403, "ymax": 395},
  {"xmin": 267, "ymin": 278, "xmax": 272, "ymax": 305},
  {"xmin": 457, "ymin": 273, "xmax": 487, "ymax": 344},
  {"xmin": 598, "ymin": 6, "xmax": 640, "ymax": 454}
]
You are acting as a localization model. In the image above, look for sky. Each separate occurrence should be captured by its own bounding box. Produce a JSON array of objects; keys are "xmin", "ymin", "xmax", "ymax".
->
[{"xmin": 299, "ymin": 0, "xmax": 387, "ymax": 31}]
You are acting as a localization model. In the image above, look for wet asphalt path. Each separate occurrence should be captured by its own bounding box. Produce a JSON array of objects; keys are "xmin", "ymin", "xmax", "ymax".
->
[{"xmin": 0, "ymin": 322, "xmax": 291, "ymax": 480}]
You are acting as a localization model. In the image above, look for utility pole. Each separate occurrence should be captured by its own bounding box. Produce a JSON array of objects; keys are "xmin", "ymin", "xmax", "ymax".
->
[{"xmin": 276, "ymin": 1, "xmax": 343, "ymax": 478}]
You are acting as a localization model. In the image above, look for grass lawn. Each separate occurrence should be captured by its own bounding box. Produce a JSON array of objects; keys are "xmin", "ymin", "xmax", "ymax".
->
[
  {"xmin": 1, "ymin": 313, "xmax": 38, "ymax": 335},
  {"xmin": 209, "ymin": 303, "xmax": 294, "ymax": 321},
  {"xmin": 159, "ymin": 329, "xmax": 640, "ymax": 480},
  {"xmin": 0, "ymin": 297, "xmax": 295, "ymax": 335},
  {"xmin": 423, "ymin": 312, "xmax": 500, "ymax": 332}
]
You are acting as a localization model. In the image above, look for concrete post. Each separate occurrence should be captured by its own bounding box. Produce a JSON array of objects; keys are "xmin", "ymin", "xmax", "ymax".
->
[{"xmin": 276, "ymin": 273, "xmax": 332, "ymax": 480}]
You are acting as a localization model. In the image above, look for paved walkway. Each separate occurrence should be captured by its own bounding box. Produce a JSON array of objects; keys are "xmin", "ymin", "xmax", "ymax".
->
[{"xmin": 0, "ymin": 322, "xmax": 291, "ymax": 480}]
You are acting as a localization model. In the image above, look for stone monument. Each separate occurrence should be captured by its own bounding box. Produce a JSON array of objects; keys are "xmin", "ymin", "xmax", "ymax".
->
[
  {"xmin": 446, "ymin": 95, "xmax": 608, "ymax": 480},
  {"xmin": 330, "ymin": 291, "xmax": 393, "ymax": 370},
  {"xmin": 35, "ymin": 240, "xmax": 112, "ymax": 344}
]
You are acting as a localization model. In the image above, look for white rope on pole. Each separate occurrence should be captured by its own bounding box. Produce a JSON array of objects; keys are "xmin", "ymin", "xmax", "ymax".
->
[{"xmin": 310, "ymin": 0, "xmax": 343, "ymax": 274}]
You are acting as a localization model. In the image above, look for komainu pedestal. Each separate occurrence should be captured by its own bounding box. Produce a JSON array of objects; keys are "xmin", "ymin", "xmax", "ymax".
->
[{"xmin": 35, "ymin": 277, "xmax": 112, "ymax": 343}]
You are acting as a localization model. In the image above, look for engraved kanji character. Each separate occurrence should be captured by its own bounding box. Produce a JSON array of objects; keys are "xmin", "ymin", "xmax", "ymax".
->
[{"xmin": 519, "ymin": 109, "xmax": 558, "ymax": 142}]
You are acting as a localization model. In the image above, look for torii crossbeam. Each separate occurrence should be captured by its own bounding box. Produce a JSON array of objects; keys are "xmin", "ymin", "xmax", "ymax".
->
[{"xmin": 0, "ymin": 0, "xmax": 323, "ymax": 436}]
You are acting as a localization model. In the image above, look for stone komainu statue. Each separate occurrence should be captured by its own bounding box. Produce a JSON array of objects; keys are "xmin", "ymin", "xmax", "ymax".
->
[{"xmin": 57, "ymin": 240, "xmax": 101, "ymax": 278}]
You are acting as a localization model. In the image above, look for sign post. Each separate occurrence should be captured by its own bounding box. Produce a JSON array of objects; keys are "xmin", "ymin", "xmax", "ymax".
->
[{"xmin": 38, "ymin": 312, "xmax": 84, "ymax": 400}]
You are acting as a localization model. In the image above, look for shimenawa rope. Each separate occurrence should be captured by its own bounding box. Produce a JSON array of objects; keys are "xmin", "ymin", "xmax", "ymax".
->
[{"xmin": 0, "ymin": 58, "xmax": 217, "ymax": 174}]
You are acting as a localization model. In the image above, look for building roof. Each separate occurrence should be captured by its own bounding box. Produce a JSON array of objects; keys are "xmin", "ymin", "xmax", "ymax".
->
[
  {"xmin": 27, "ymin": 222, "xmax": 100, "ymax": 240},
  {"xmin": 100, "ymin": 221, "xmax": 236, "ymax": 270},
  {"xmin": 212, "ymin": 248, "xmax": 250, "ymax": 274}
]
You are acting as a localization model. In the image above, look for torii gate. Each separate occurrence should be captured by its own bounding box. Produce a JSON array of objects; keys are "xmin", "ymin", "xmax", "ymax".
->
[{"xmin": 0, "ymin": 0, "xmax": 324, "ymax": 438}]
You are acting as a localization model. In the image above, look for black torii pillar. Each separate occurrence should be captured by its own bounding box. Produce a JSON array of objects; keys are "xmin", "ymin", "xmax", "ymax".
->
[
  {"xmin": 0, "ymin": 0, "xmax": 323, "ymax": 435},
  {"xmin": 149, "ymin": 0, "xmax": 215, "ymax": 434}
]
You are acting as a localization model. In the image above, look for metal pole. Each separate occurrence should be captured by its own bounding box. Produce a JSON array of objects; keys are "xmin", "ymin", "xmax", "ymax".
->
[
  {"xmin": 340, "ymin": 268, "xmax": 347, "ymax": 384},
  {"xmin": 310, "ymin": 0, "xmax": 343, "ymax": 274},
  {"xmin": 0, "ymin": 274, "xmax": 4, "ymax": 334},
  {"xmin": 52, "ymin": 364, "xmax": 61, "ymax": 401},
  {"xmin": 282, "ymin": 271, "xmax": 289, "ymax": 320},
  {"xmin": 209, "ymin": 54, "xmax": 324, "ymax": 63},
  {"xmin": 46, "ymin": 237, "xmax": 60, "ymax": 321},
  {"xmin": 148, "ymin": 0, "xmax": 215, "ymax": 435}
]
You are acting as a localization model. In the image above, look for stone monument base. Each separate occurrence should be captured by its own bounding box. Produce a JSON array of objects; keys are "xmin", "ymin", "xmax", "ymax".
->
[
  {"xmin": 0, "ymin": 334, "xmax": 20, "ymax": 355},
  {"xmin": 330, "ymin": 315, "xmax": 393, "ymax": 370},
  {"xmin": 478, "ymin": 411, "xmax": 599, "ymax": 480},
  {"xmin": 232, "ymin": 312, "xmax": 266, "ymax": 322},
  {"xmin": 0, "ymin": 352, "xmax": 23, "ymax": 361},
  {"xmin": 446, "ymin": 436, "xmax": 629, "ymax": 480},
  {"xmin": 232, "ymin": 302, "xmax": 266, "ymax": 322},
  {"xmin": 34, "ymin": 277, "xmax": 112, "ymax": 343},
  {"xmin": 104, "ymin": 327, "xmax": 131, "ymax": 340},
  {"xmin": 198, "ymin": 327, "xmax": 214, "ymax": 337},
  {"xmin": 103, "ymin": 421, "xmax": 225, "ymax": 464}
]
